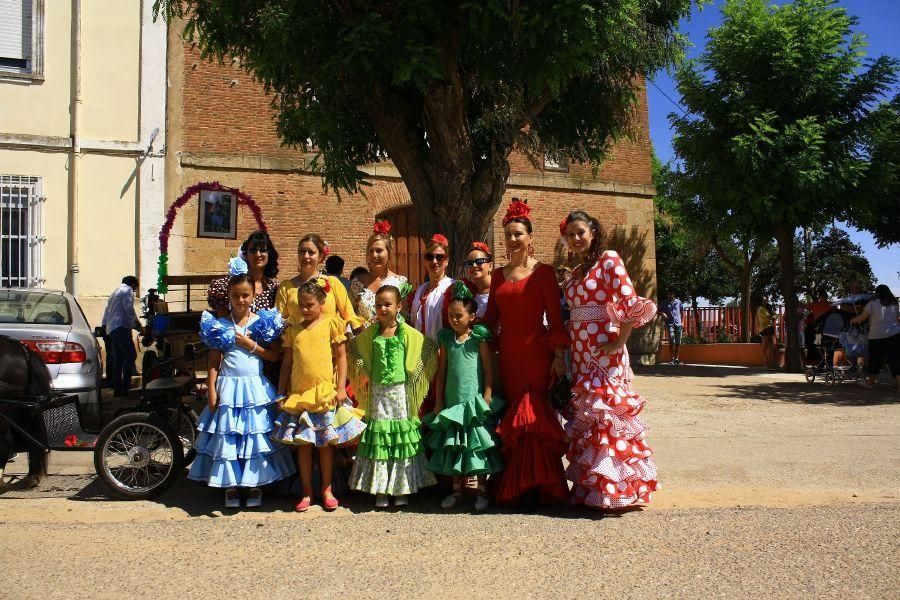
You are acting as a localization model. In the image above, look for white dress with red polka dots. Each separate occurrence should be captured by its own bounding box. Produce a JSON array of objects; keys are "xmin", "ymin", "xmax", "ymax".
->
[{"xmin": 564, "ymin": 250, "xmax": 659, "ymax": 509}]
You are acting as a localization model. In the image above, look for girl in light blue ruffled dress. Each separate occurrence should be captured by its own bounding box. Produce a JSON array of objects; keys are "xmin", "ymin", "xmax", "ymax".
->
[{"xmin": 188, "ymin": 257, "xmax": 295, "ymax": 508}]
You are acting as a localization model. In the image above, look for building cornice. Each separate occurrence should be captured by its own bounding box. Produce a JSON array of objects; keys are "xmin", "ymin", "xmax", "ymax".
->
[
  {"xmin": 0, "ymin": 133, "xmax": 146, "ymax": 155},
  {"xmin": 179, "ymin": 151, "xmax": 655, "ymax": 197}
]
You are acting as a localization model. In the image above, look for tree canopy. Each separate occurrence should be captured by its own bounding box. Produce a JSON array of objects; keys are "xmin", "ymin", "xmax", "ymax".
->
[
  {"xmin": 155, "ymin": 0, "xmax": 691, "ymax": 268},
  {"xmin": 669, "ymin": 0, "xmax": 898, "ymax": 369}
]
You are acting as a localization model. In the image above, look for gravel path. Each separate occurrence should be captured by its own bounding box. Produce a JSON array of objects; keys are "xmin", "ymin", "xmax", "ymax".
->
[{"xmin": 1, "ymin": 365, "xmax": 897, "ymax": 598}]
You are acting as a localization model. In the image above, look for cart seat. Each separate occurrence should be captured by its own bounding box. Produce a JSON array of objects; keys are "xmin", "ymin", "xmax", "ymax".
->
[{"xmin": 143, "ymin": 375, "xmax": 193, "ymax": 399}]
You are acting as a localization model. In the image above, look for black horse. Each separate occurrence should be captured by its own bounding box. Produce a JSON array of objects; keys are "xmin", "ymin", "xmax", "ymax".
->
[{"xmin": 0, "ymin": 335, "xmax": 51, "ymax": 488}]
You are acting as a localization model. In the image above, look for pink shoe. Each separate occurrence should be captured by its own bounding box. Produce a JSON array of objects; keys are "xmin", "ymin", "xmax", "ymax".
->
[
  {"xmin": 295, "ymin": 488, "xmax": 313, "ymax": 512},
  {"xmin": 322, "ymin": 486, "xmax": 339, "ymax": 511}
]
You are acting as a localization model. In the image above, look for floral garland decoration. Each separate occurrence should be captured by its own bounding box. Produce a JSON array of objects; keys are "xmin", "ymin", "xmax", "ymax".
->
[{"xmin": 157, "ymin": 182, "xmax": 267, "ymax": 293}]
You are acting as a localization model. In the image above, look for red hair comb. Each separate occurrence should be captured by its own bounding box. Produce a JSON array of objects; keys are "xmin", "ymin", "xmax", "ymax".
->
[
  {"xmin": 471, "ymin": 241, "xmax": 491, "ymax": 254},
  {"xmin": 502, "ymin": 198, "xmax": 532, "ymax": 225},
  {"xmin": 373, "ymin": 220, "xmax": 392, "ymax": 235},
  {"xmin": 430, "ymin": 233, "xmax": 449, "ymax": 247}
]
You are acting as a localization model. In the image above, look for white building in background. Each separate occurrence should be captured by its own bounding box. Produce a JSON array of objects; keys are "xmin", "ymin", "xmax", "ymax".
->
[{"xmin": 0, "ymin": 0, "xmax": 167, "ymax": 324}]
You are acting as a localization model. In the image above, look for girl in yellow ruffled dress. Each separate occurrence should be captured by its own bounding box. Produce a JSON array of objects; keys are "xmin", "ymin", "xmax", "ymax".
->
[{"xmin": 273, "ymin": 279, "xmax": 366, "ymax": 512}]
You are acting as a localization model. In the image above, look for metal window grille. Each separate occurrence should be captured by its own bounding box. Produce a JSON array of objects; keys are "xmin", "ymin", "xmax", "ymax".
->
[{"xmin": 1, "ymin": 175, "xmax": 45, "ymax": 287}]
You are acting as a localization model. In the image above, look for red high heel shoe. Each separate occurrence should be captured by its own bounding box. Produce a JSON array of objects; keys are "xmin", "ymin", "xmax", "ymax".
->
[
  {"xmin": 295, "ymin": 488, "xmax": 313, "ymax": 512},
  {"xmin": 321, "ymin": 485, "xmax": 339, "ymax": 511}
]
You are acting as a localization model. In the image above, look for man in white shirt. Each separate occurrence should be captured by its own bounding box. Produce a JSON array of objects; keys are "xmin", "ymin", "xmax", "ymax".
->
[{"xmin": 101, "ymin": 276, "xmax": 141, "ymax": 396}]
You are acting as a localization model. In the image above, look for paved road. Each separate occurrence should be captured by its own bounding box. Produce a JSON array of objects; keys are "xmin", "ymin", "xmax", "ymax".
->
[{"xmin": 1, "ymin": 365, "xmax": 897, "ymax": 598}]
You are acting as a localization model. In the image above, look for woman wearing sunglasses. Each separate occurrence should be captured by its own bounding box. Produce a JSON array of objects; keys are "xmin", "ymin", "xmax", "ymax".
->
[
  {"xmin": 207, "ymin": 230, "xmax": 281, "ymax": 316},
  {"xmin": 461, "ymin": 242, "xmax": 494, "ymax": 318},
  {"xmin": 482, "ymin": 199, "xmax": 569, "ymax": 507},
  {"xmin": 410, "ymin": 234, "xmax": 456, "ymax": 340}
]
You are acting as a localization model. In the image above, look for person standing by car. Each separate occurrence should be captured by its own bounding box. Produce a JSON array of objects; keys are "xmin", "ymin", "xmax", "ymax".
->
[{"xmin": 102, "ymin": 276, "xmax": 141, "ymax": 397}]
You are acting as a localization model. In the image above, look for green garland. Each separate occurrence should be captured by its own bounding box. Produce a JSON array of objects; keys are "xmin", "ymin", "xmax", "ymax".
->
[{"xmin": 157, "ymin": 253, "xmax": 169, "ymax": 294}]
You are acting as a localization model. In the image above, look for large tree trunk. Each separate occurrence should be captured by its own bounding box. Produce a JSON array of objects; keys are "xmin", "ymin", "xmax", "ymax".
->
[{"xmin": 774, "ymin": 225, "xmax": 802, "ymax": 372}]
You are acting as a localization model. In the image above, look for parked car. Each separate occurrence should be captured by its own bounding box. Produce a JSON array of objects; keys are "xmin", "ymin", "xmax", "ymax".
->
[{"xmin": 0, "ymin": 288, "xmax": 102, "ymax": 420}]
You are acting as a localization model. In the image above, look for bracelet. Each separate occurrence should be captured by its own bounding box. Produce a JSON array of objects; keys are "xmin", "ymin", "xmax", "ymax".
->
[{"xmin": 250, "ymin": 342, "xmax": 258, "ymax": 354}]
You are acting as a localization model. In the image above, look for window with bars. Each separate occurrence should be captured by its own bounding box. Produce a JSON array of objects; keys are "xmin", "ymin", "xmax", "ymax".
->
[
  {"xmin": 0, "ymin": 0, "xmax": 43, "ymax": 79},
  {"xmin": 1, "ymin": 175, "xmax": 45, "ymax": 288}
]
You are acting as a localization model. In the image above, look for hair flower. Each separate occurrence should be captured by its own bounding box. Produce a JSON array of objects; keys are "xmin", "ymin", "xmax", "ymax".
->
[
  {"xmin": 373, "ymin": 220, "xmax": 392, "ymax": 235},
  {"xmin": 502, "ymin": 197, "xmax": 532, "ymax": 225},
  {"xmin": 452, "ymin": 280, "xmax": 474, "ymax": 300},
  {"xmin": 471, "ymin": 241, "xmax": 491, "ymax": 255},
  {"xmin": 559, "ymin": 218, "xmax": 568, "ymax": 238},
  {"xmin": 229, "ymin": 256, "xmax": 249, "ymax": 276},
  {"xmin": 397, "ymin": 282, "xmax": 414, "ymax": 299},
  {"xmin": 314, "ymin": 276, "xmax": 331, "ymax": 293},
  {"xmin": 431, "ymin": 233, "xmax": 449, "ymax": 247},
  {"xmin": 322, "ymin": 240, "xmax": 331, "ymax": 257}
]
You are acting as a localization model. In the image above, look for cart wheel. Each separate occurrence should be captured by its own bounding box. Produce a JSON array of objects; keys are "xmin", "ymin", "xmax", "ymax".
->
[
  {"xmin": 823, "ymin": 371, "xmax": 834, "ymax": 385},
  {"xmin": 93, "ymin": 413, "xmax": 183, "ymax": 499},
  {"xmin": 804, "ymin": 368, "xmax": 816, "ymax": 383},
  {"xmin": 166, "ymin": 406, "xmax": 198, "ymax": 466}
]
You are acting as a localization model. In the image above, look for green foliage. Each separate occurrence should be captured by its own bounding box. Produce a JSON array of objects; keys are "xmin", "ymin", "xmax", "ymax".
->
[
  {"xmin": 671, "ymin": 0, "xmax": 898, "ymax": 234},
  {"xmin": 155, "ymin": 0, "xmax": 691, "ymax": 197},
  {"xmin": 797, "ymin": 227, "xmax": 875, "ymax": 301}
]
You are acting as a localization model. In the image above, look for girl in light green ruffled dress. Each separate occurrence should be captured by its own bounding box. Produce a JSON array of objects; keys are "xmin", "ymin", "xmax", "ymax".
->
[
  {"xmin": 423, "ymin": 283, "xmax": 503, "ymax": 511},
  {"xmin": 348, "ymin": 284, "xmax": 437, "ymax": 508}
]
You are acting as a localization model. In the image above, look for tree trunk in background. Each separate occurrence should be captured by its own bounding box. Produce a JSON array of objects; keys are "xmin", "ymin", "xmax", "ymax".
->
[
  {"xmin": 774, "ymin": 225, "xmax": 802, "ymax": 372},
  {"xmin": 739, "ymin": 270, "xmax": 752, "ymax": 342}
]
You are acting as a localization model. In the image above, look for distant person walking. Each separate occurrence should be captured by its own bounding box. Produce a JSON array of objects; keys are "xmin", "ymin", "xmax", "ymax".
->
[
  {"xmin": 850, "ymin": 285, "xmax": 899, "ymax": 390},
  {"xmin": 660, "ymin": 290, "xmax": 683, "ymax": 365},
  {"xmin": 101, "ymin": 276, "xmax": 141, "ymax": 397},
  {"xmin": 756, "ymin": 297, "xmax": 778, "ymax": 369}
]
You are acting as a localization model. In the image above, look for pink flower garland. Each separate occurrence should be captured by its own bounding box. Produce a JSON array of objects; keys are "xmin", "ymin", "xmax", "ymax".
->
[{"xmin": 157, "ymin": 182, "xmax": 267, "ymax": 292}]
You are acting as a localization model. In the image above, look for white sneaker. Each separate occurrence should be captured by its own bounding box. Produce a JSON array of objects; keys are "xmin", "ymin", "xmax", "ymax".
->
[
  {"xmin": 245, "ymin": 488, "xmax": 262, "ymax": 508},
  {"xmin": 393, "ymin": 494, "xmax": 409, "ymax": 507},
  {"xmin": 441, "ymin": 493, "xmax": 462, "ymax": 509},
  {"xmin": 375, "ymin": 493, "xmax": 390, "ymax": 508},
  {"xmin": 474, "ymin": 495, "xmax": 490, "ymax": 511},
  {"xmin": 224, "ymin": 488, "xmax": 241, "ymax": 509}
]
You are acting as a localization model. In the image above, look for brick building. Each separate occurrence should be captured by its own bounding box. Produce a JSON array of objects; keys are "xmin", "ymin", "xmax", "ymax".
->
[{"xmin": 163, "ymin": 32, "xmax": 657, "ymax": 298}]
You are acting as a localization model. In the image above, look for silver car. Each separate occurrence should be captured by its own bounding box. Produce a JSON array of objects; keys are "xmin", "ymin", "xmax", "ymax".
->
[{"xmin": 0, "ymin": 288, "xmax": 102, "ymax": 418}]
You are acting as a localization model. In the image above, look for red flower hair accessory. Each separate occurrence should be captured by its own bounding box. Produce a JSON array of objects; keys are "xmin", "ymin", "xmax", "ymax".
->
[
  {"xmin": 430, "ymin": 233, "xmax": 449, "ymax": 247},
  {"xmin": 314, "ymin": 276, "xmax": 331, "ymax": 293},
  {"xmin": 373, "ymin": 220, "xmax": 392, "ymax": 235},
  {"xmin": 470, "ymin": 241, "xmax": 491, "ymax": 254},
  {"xmin": 502, "ymin": 198, "xmax": 532, "ymax": 225},
  {"xmin": 559, "ymin": 218, "xmax": 568, "ymax": 238},
  {"xmin": 322, "ymin": 240, "xmax": 331, "ymax": 257}
]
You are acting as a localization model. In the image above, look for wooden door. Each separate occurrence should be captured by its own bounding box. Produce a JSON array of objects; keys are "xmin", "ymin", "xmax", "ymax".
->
[{"xmin": 379, "ymin": 206, "xmax": 426, "ymax": 286}]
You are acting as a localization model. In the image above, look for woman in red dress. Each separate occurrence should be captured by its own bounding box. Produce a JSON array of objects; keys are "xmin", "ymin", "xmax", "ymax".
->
[
  {"xmin": 562, "ymin": 210, "xmax": 659, "ymax": 509},
  {"xmin": 482, "ymin": 199, "xmax": 569, "ymax": 505}
]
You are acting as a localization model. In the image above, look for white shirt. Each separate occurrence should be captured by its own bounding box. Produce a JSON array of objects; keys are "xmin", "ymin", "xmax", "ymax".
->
[
  {"xmin": 102, "ymin": 284, "xmax": 138, "ymax": 333},
  {"xmin": 411, "ymin": 277, "xmax": 455, "ymax": 340},
  {"xmin": 864, "ymin": 299, "xmax": 900, "ymax": 340}
]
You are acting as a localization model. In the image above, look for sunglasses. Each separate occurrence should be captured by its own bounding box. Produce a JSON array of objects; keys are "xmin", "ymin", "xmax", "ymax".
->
[
  {"xmin": 464, "ymin": 258, "xmax": 491, "ymax": 268},
  {"xmin": 246, "ymin": 247, "xmax": 269, "ymax": 254},
  {"xmin": 424, "ymin": 253, "xmax": 447, "ymax": 263}
]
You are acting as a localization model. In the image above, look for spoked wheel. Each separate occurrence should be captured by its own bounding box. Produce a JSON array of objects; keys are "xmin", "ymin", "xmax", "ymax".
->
[
  {"xmin": 166, "ymin": 405, "xmax": 198, "ymax": 466},
  {"xmin": 804, "ymin": 368, "xmax": 816, "ymax": 383},
  {"xmin": 93, "ymin": 413, "xmax": 184, "ymax": 499},
  {"xmin": 823, "ymin": 371, "xmax": 835, "ymax": 386}
]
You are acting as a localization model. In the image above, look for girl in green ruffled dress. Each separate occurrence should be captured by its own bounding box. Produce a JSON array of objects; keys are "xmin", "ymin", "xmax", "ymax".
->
[
  {"xmin": 348, "ymin": 285, "xmax": 438, "ymax": 508},
  {"xmin": 424, "ymin": 283, "xmax": 503, "ymax": 511}
]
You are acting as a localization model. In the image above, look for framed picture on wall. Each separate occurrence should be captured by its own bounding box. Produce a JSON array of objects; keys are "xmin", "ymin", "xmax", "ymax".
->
[{"xmin": 198, "ymin": 189, "xmax": 238, "ymax": 239}]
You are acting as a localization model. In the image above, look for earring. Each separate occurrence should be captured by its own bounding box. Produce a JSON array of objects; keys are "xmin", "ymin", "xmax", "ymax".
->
[{"xmin": 528, "ymin": 244, "xmax": 535, "ymax": 257}]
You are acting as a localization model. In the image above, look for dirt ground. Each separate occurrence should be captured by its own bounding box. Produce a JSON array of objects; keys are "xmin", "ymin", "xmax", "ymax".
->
[{"xmin": 1, "ymin": 365, "xmax": 897, "ymax": 598}]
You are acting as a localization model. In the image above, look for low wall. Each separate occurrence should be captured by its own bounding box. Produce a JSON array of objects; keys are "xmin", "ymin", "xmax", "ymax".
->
[{"xmin": 656, "ymin": 342, "xmax": 785, "ymax": 368}]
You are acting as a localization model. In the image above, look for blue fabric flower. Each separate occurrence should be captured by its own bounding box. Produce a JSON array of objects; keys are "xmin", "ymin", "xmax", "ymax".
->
[
  {"xmin": 199, "ymin": 310, "xmax": 236, "ymax": 352},
  {"xmin": 229, "ymin": 256, "xmax": 248, "ymax": 276},
  {"xmin": 247, "ymin": 308, "xmax": 285, "ymax": 344}
]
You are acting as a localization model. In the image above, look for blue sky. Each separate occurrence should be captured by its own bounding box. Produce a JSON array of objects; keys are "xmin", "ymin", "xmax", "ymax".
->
[{"xmin": 647, "ymin": 0, "xmax": 900, "ymax": 293}]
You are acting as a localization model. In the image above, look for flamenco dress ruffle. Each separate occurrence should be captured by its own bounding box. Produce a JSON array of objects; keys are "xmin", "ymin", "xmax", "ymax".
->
[
  {"xmin": 565, "ymin": 375, "xmax": 658, "ymax": 509},
  {"xmin": 188, "ymin": 373, "xmax": 295, "ymax": 488},
  {"xmin": 494, "ymin": 388, "xmax": 569, "ymax": 505},
  {"xmin": 423, "ymin": 395, "xmax": 503, "ymax": 476},
  {"xmin": 272, "ymin": 382, "xmax": 367, "ymax": 447}
]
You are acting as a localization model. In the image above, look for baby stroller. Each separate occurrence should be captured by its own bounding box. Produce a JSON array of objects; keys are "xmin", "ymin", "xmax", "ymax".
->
[{"xmin": 804, "ymin": 310, "xmax": 866, "ymax": 385}]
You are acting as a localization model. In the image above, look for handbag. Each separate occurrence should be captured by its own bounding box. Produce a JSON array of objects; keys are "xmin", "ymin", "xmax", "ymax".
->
[{"xmin": 549, "ymin": 373, "xmax": 573, "ymax": 411}]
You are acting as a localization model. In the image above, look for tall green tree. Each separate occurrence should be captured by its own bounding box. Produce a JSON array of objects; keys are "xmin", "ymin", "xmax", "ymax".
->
[
  {"xmin": 155, "ymin": 0, "xmax": 691, "ymax": 270},
  {"xmin": 670, "ymin": 0, "xmax": 898, "ymax": 370}
]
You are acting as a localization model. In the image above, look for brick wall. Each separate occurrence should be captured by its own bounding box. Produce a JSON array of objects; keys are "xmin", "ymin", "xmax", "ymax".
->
[{"xmin": 167, "ymin": 42, "xmax": 657, "ymax": 297}]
